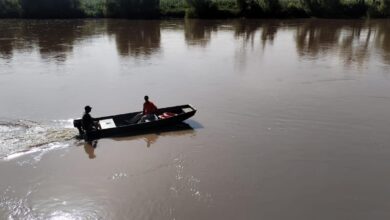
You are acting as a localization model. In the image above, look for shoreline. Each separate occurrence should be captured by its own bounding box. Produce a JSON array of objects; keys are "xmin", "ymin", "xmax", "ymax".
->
[{"xmin": 1, "ymin": 0, "xmax": 390, "ymax": 19}]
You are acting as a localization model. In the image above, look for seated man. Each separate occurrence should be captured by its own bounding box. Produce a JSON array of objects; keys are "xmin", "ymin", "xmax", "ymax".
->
[
  {"xmin": 139, "ymin": 96, "xmax": 158, "ymax": 123},
  {"xmin": 82, "ymin": 105, "xmax": 101, "ymax": 132}
]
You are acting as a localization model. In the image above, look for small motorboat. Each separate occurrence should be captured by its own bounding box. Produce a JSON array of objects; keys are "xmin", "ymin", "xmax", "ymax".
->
[{"xmin": 73, "ymin": 104, "xmax": 197, "ymax": 140}]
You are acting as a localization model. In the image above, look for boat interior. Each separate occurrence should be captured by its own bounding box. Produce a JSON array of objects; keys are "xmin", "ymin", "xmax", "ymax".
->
[{"xmin": 97, "ymin": 105, "xmax": 195, "ymax": 129}]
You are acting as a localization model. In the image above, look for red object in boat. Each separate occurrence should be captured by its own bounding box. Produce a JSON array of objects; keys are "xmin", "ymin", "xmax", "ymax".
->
[{"xmin": 159, "ymin": 112, "xmax": 177, "ymax": 119}]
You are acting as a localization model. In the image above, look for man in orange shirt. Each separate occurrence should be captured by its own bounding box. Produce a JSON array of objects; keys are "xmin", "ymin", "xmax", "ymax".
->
[{"xmin": 140, "ymin": 95, "xmax": 158, "ymax": 123}]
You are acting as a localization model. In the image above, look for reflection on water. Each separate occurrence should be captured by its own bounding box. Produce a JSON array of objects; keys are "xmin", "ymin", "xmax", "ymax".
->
[
  {"xmin": 84, "ymin": 140, "xmax": 97, "ymax": 159},
  {"xmin": 112, "ymin": 122, "xmax": 197, "ymax": 148},
  {"xmin": 1, "ymin": 19, "xmax": 390, "ymax": 66},
  {"xmin": 0, "ymin": 20, "xmax": 104, "ymax": 62},
  {"xmin": 80, "ymin": 123, "xmax": 197, "ymax": 159},
  {"xmin": 33, "ymin": 20, "xmax": 85, "ymax": 62},
  {"xmin": 376, "ymin": 21, "xmax": 390, "ymax": 64},
  {"xmin": 295, "ymin": 20, "xmax": 374, "ymax": 65},
  {"xmin": 233, "ymin": 20, "xmax": 279, "ymax": 47},
  {"xmin": 107, "ymin": 20, "xmax": 161, "ymax": 58},
  {"xmin": 184, "ymin": 20, "xmax": 219, "ymax": 47}
]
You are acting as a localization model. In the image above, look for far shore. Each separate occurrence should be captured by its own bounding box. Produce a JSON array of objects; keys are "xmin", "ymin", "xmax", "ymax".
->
[{"xmin": 1, "ymin": 0, "xmax": 390, "ymax": 19}]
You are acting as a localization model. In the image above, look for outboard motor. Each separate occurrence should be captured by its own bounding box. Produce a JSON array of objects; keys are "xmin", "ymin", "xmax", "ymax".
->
[{"xmin": 73, "ymin": 120, "xmax": 84, "ymax": 137}]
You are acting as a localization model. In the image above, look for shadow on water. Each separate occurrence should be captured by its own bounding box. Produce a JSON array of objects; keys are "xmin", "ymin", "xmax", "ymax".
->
[
  {"xmin": 81, "ymin": 121, "xmax": 202, "ymax": 159},
  {"xmin": 111, "ymin": 121, "xmax": 201, "ymax": 142},
  {"xmin": 116, "ymin": 125, "xmax": 195, "ymax": 146}
]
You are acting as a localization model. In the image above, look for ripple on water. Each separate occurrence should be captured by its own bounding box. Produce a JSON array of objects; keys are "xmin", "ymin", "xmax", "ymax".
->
[
  {"xmin": 0, "ymin": 186, "xmax": 110, "ymax": 220},
  {"xmin": 109, "ymin": 172, "xmax": 128, "ymax": 181},
  {"xmin": 0, "ymin": 119, "xmax": 78, "ymax": 160},
  {"xmin": 170, "ymin": 154, "xmax": 213, "ymax": 205}
]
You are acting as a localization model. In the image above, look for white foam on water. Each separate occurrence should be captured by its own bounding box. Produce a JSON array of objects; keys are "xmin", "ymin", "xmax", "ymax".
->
[
  {"xmin": 0, "ymin": 119, "xmax": 78, "ymax": 160},
  {"xmin": 0, "ymin": 185, "xmax": 108, "ymax": 220}
]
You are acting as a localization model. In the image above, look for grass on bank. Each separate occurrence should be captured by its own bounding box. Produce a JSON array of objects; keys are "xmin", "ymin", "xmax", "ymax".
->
[{"xmin": 80, "ymin": 0, "xmax": 105, "ymax": 17}]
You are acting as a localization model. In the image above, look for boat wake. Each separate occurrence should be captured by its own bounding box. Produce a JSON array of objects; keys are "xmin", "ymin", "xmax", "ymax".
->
[{"xmin": 0, "ymin": 119, "xmax": 78, "ymax": 160}]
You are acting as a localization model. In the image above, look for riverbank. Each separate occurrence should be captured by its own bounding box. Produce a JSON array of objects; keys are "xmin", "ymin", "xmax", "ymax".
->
[{"xmin": 1, "ymin": 0, "xmax": 390, "ymax": 19}]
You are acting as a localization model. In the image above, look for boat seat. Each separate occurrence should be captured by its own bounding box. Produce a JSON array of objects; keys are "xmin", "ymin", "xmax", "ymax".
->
[{"xmin": 182, "ymin": 107, "xmax": 193, "ymax": 113}]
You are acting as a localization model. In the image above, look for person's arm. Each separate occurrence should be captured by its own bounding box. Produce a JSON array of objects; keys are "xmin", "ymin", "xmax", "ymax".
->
[
  {"xmin": 81, "ymin": 115, "xmax": 86, "ymax": 129},
  {"xmin": 91, "ymin": 116, "xmax": 101, "ymax": 130},
  {"xmin": 90, "ymin": 115, "xmax": 96, "ymax": 123},
  {"xmin": 143, "ymin": 103, "xmax": 146, "ymax": 115}
]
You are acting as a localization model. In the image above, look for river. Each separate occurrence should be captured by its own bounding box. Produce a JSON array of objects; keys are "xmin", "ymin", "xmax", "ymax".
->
[{"xmin": 1, "ymin": 19, "xmax": 390, "ymax": 219}]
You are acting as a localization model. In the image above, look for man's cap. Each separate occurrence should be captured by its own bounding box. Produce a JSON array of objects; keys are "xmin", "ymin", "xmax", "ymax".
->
[{"xmin": 85, "ymin": 105, "xmax": 92, "ymax": 110}]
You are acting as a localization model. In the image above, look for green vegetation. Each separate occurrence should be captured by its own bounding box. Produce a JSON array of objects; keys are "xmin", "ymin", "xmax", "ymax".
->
[
  {"xmin": 80, "ymin": 0, "xmax": 105, "ymax": 17},
  {"xmin": 0, "ymin": 0, "xmax": 21, "ymax": 17},
  {"xmin": 368, "ymin": 0, "xmax": 390, "ymax": 17},
  {"xmin": 160, "ymin": 0, "xmax": 187, "ymax": 17},
  {"xmin": 105, "ymin": 0, "xmax": 159, "ymax": 18},
  {"xmin": 0, "ymin": 0, "xmax": 389, "ymax": 18},
  {"xmin": 20, "ymin": 0, "xmax": 83, "ymax": 18}
]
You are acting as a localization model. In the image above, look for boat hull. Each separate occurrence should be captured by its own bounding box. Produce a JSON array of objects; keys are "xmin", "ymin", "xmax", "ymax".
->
[{"xmin": 74, "ymin": 104, "xmax": 196, "ymax": 140}]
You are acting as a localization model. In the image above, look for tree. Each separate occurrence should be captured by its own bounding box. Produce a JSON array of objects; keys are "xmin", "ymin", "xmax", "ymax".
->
[
  {"xmin": 0, "ymin": 0, "xmax": 22, "ymax": 18},
  {"xmin": 300, "ymin": 0, "xmax": 342, "ymax": 17},
  {"xmin": 21, "ymin": 0, "xmax": 82, "ymax": 18},
  {"xmin": 261, "ymin": 0, "xmax": 281, "ymax": 14},
  {"xmin": 236, "ymin": 0, "xmax": 281, "ymax": 17},
  {"xmin": 236, "ymin": 0, "xmax": 263, "ymax": 17},
  {"xmin": 105, "ymin": 0, "xmax": 160, "ymax": 18},
  {"xmin": 369, "ymin": 0, "xmax": 390, "ymax": 17},
  {"xmin": 185, "ymin": 0, "xmax": 217, "ymax": 18}
]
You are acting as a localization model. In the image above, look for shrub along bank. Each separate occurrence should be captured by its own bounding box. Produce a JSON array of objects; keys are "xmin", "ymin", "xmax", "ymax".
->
[{"xmin": 0, "ymin": 0, "xmax": 389, "ymax": 19}]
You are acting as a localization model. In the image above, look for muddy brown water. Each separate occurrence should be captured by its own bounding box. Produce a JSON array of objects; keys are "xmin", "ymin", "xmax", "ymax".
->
[{"xmin": 1, "ymin": 19, "xmax": 390, "ymax": 219}]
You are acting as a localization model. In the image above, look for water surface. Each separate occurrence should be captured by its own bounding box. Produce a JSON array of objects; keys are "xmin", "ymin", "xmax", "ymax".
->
[{"xmin": 1, "ymin": 19, "xmax": 390, "ymax": 219}]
